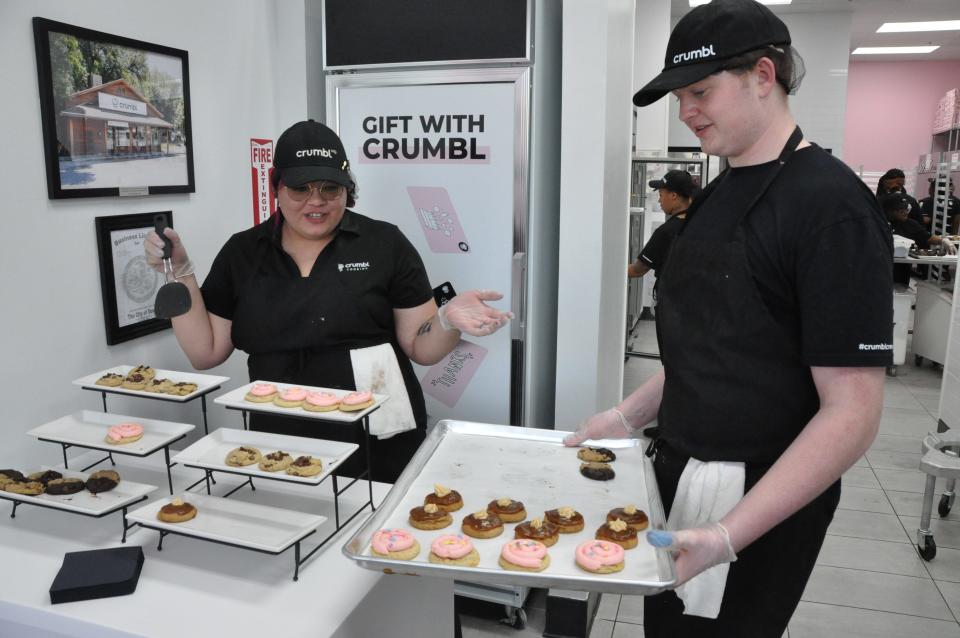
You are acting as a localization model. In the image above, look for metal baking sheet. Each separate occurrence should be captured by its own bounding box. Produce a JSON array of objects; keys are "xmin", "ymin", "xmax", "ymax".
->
[
  {"xmin": 73, "ymin": 365, "xmax": 229, "ymax": 402},
  {"xmin": 0, "ymin": 466, "xmax": 157, "ymax": 516},
  {"xmin": 126, "ymin": 492, "xmax": 326, "ymax": 553},
  {"xmin": 343, "ymin": 420, "xmax": 676, "ymax": 595},
  {"xmin": 214, "ymin": 381, "xmax": 389, "ymax": 423},
  {"xmin": 26, "ymin": 410, "xmax": 195, "ymax": 457},
  {"xmin": 171, "ymin": 428, "xmax": 359, "ymax": 485}
]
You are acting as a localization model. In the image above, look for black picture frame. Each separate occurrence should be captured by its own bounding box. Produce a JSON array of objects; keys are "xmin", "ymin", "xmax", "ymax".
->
[
  {"xmin": 95, "ymin": 212, "xmax": 173, "ymax": 345},
  {"xmin": 33, "ymin": 17, "xmax": 195, "ymax": 199}
]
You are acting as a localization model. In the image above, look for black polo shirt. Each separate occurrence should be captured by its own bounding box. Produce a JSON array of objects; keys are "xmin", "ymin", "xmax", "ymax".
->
[
  {"xmin": 890, "ymin": 217, "xmax": 931, "ymax": 249},
  {"xmin": 638, "ymin": 214, "xmax": 685, "ymax": 278},
  {"xmin": 201, "ymin": 210, "xmax": 433, "ymax": 355}
]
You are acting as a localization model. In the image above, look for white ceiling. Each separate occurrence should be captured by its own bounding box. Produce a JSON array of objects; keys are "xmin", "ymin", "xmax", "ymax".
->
[{"xmin": 670, "ymin": 0, "xmax": 960, "ymax": 61}]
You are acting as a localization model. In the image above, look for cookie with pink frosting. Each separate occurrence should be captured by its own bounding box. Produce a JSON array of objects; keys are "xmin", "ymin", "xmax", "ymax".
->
[
  {"xmin": 303, "ymin": 390, "xmax": 340, "ymax": 412},
  {"xmin": 370, "ymin": 528, "xmax": 421, "ymax": 560},
  {"xmin": 428, "ymin": 534, "xmax": 480, "ymax": 567},
  {"xmin": 339, "ymin": 390, "xmax": 375, "ymax": 412},
  {"xmin": 104, "ymin": 422, "xmax": 144, "ymax": 445},
  {"xmin": 498, "ymin": 539, "xmax": 550, "ymax": 572},
  {"xmin": 244, "ymin": 382, "xmax": 278, "ymax": 403},
  {"xmin": 273, "ymin": 386, "xmax": 307, "ymax": 408},
  {"xmin": 575, "ymin": 539, "xmax": 625, "ymax": 574}
]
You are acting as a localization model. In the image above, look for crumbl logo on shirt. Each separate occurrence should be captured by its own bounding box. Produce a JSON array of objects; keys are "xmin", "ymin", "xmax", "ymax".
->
[
  {"xmin": 858, "ymin": 343, "xmax": 893, "ymax": 351},
  {"xmin": 338, "ymin": 261, "xmax": 370, "ymax": 272}
]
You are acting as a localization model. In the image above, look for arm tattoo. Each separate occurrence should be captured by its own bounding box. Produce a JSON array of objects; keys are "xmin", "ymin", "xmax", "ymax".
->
[{"xmin": 416, "ymin": 320, "xmax": 433, "ymax": 336}]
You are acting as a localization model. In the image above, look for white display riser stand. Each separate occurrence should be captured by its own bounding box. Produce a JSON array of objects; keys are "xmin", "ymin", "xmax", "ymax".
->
[
  {"xmin": 0, "ymin": 450, "xmax": 453, "ymax": 638},
  {"xmin": 939, "ymin": 271, "xmax": 960, "ymax": 431}
]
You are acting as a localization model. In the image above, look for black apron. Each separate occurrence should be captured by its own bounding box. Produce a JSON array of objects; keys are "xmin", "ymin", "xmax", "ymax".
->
[
  {"xmin": 655, "ymin": 126, "xmax": 818, "ymax": 465},
  {"xmin": 230, "ymin": 230, "xmax": 427, "ymax": 483}
]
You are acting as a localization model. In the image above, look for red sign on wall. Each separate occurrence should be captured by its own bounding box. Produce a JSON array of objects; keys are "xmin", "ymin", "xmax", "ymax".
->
[{"xmin": 251, "ymin": 139, "xmax": 275, "ymax": 226}]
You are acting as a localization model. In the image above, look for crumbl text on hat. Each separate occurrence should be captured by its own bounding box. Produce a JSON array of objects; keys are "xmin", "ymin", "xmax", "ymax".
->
[
  {"xmin": 673, "ymin": 45, "xmax": 716, "ymax": 64},
  {"xmin": 296, "ymin": 148, "xmax": 338, "ymax": 158}
]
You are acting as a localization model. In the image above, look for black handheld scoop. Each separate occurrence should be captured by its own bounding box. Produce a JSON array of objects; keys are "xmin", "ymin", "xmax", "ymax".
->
[{"xmin": 153, "ymin": 215, "xmax": 192, "ymax": 319}]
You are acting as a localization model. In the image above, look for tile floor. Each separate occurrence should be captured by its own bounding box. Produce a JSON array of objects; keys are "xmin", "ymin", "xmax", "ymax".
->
[{"xmin": 462, "ymin": 334, "xmax": 958, "ymax": 637}]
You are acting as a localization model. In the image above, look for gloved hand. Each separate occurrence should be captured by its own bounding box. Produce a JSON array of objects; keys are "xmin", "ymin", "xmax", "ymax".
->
[
  {"xmin": 563, "ymin": 408, "xmax": 634, "ymax": 446},
  {"xmin": 647, "ymin": 522, "xmax": 738, "ymax": 586},
  {"xmin": 144, "ymin": 227, "xmax": 195, "ymax": 278},
  {"xmin": 941, "ymin": 237, "xmax": 957, "ymax": 256},
  {"xmin": 436, "ymin": 290, "xmax": 515, "ymax": 336}
]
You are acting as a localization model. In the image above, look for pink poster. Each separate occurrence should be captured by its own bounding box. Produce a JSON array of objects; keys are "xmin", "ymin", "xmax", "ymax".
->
[
  {"xmin": 407, "ymin": 186, "xmax": 471, "ymax": 253},
  {"xmin": 421, "ymin": 340, "xmax": 488, "ymax": 408}
]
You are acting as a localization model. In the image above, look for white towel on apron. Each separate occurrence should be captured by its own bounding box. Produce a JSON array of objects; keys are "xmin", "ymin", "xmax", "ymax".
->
[
  {"xmin": 350, "ymin": 343, "xmax": 417, "ymax": 440},
  {"xmin": 668, "ymin": 458, "xmax": 745, "ymax": 619}
]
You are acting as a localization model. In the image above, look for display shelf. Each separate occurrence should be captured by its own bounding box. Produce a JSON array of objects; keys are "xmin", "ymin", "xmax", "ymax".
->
[
  {"xmin": 0, "ymin": 466, "xmax": 156, "ymax": 541},
  {"xmin": 125, "ymin": 492, "xmax": 325, "ymax": 580},
  {"xmin": 26, "ymin": 410, "xmax": 194, "ymax": 494},
  {"xmin": 74, "ymin": 365, "xmax": 229, "ymax": 435}
]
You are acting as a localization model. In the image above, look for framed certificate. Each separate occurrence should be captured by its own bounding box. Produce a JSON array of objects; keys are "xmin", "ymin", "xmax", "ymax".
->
[{"xmin": 94, "ymin": 212, "xmax": 172, "ymax": 344}]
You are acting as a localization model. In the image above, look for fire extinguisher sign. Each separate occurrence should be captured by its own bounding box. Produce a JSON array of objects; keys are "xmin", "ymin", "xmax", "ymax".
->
[{"xmin": 251, "ymin": 138, "xmax": 275, "ymax": 226}]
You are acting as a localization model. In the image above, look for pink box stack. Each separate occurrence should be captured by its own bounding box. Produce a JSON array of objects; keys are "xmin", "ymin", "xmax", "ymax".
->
[{"xmin": 934, "ymin": 88, "xmax": 959, "ymax": 133}]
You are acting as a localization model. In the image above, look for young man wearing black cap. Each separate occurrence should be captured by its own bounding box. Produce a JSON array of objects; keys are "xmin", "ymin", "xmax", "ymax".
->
[
  {"xmin": 566, "ymin": 0, "xmax": 893, "ymax": 634},
  {"xmin": 144, "ymin": 120, "xmax": 512, "ymax": 482},
  {"xmin": 628, "ymin": 170, "xmax": 697, "ymax": 280},
  {"xmin": 919, "ymin": 177, "xmax": 960, "ymax": 234}
]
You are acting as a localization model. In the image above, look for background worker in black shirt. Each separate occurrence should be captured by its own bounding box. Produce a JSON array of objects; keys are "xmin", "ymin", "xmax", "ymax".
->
[
  {"xmin": 876, "ymin": 167, "xmax": 921, "ymax": 223},
  {"xmin": 918, "ymin": 177, "xmax": 960, "ymax": 234},
  {"xmin": 628, "ymin": 170, "xmax": 697, "ymax": 280},
  {"xmin": 144, "ymin": 120, "xmax": 512, "ymax": 483},
  {"xmin": 566, "ymin": 0, "xmax": 892, "ymax": 634},
  {"xmin": 884, "ymin": 192, "xmax": 956, "ymax": 286}
]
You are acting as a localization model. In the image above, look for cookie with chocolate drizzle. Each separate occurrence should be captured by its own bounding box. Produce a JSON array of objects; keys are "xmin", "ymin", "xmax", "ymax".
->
[
  {"xmin": 487, "ymin": 497, "xmax": 527, "ymax": 523},
  {"xmin": 606, "ymin": 504, "xmax": 649, "ymax": 531},
  {"xmin": 424, "ymin": 484, "xmax": 463, "ymax": 512},
  {"xmin": 544, "ymin": 506, "xmax": 585, "ymax": 533},
  {"xmin": 461, "ymin": 509, "xmax": 504, "ymax": 539},
  {"xmin": 514, "ymin": 518, "xmax": 559, "ymax": 547},
  {"xmin": 157, "ymin": 497, "xmax": 197, "ymax": 523},
  {"xmin": 409, "ymin": 503, "xmax": 453, "ymax": 530},
  {"xmin": 596, "ymin": 518, "xmax": 638, "ymax": 549}
]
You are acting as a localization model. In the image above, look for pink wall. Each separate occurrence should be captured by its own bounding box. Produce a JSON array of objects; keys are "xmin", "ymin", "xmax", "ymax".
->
[{"xmin": 843, "ymin": 60, "xmax": 960, "ymax": 174}]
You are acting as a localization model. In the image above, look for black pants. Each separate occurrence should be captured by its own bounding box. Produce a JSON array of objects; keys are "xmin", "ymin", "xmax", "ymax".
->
[
  {"xmin": 250, "ymin": 413, "xmax": 425, "ymax": 484},
  {"xmin": 644, "ymin": 440, "xmax": 840, "ymax": 638}
]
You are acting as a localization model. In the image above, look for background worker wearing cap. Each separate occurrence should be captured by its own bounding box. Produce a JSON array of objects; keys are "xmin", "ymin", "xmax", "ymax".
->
[
  {"xmin": 884, "ymin": 192, "xmax": 957, "ymax": 285},
  {"xmin": 919, "ymin": 177, "xmax": 960, "ymax": 234},
  {"xmin": 566, "ymin": 0, "xmax": 892, "ymax": 634},
  {"xmin": 627, "ymin": 170, "xmax": 697, "ymax": 280},
  {"xmin": 144, "ymin": 120, "xmax": 512, "ymax": 483},
  {"xmin": 876, "ymin": 167, "xmax": 921, "ymax": 224}
]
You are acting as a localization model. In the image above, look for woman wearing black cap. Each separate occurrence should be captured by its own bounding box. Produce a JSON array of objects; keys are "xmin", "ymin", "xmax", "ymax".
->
[
  {"xmin": 144, "ymin": 120, "xmax": 512, "ymax": 483},
  {"xmin": 627, "ymin": 170, "xmax": 697, "ymax": 281},
  {"xmin": 567, "ymin": 0, "xmax": 892, "ymax": 634}
]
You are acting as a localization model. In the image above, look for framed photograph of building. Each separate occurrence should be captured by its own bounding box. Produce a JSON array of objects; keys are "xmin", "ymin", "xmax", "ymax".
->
[
  {"xmin": 95, "ymin": 212, "xmax": 173, "ymax": 345},
  {"xmin": 33, "ymin": 18, "xmax": 195, "ymax": 199}
]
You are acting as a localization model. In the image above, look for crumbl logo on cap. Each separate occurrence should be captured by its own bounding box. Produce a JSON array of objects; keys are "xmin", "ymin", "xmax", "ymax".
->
[
  {"xmin": 858, "ymin": 343, "xmax": 893, "ymax": 351},
  {"xmin": 673, "ymin": 44, "xmax": 717, "ymax": 64},
  {"xmin": 338, "ymin": 261, "xmax": 370, "ymax": 272},
  {"xmin": 296, "ymin": 147, "xmax": 338, "ymax": 158}
]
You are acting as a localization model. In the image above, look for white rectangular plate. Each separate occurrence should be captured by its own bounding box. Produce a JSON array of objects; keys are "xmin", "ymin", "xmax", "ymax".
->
[
  {"xmin": 125, "ymin": 492, "xmax": 327, "ymax": 553},
  {"xmin": 0, "ymin": 466, "xmax": 157, "ymax": 516},
  {"xmin": 343, "ymin": 420, "xmax": 676, "ymax": 595},
  {"xmin": 171, "ymin": 428, "xmax": 359, "ymax": 485},
  {"xmin": 73, "ymin": 366, "xmax": 229, "ymax": 402},
  {"xmin": 214, "ymin": 381, "xmax": 388, "ymax": 422},
  {"xmin": 26, "ymin": 410, "xmax": 195, "ymax": 456}
]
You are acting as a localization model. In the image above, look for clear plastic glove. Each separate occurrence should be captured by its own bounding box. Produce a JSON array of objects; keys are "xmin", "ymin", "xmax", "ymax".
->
[
  {"xmin": 647, "ymin": 522, "xmax": 738, "ymax": 586},
  {"xmin": 941, "ymin": 237, "xmax": 957, "ymax": 255},
  {"xmin": 563, "ymin": 408, "xmax": 634, "ymax": 447},
  {"xmin": 436, "ymin": 290, "xmax": 514, "ymax": 336},
  {"xmin": 144, "ymin": 227, "xmax": 194, "ymax": 278}
]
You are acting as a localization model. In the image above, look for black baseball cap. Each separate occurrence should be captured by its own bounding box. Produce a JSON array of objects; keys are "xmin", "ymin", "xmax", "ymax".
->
[
  {"xmin": 273, "ymin": 120, "xmax": 353, "ymax": 188},
  {"xmin": 633, "ymin": 0, "xmax": 791, "ymax": 107},
  {"xmin": 649, "ymin": 170, "xmax": 698, "ymax": 198}
]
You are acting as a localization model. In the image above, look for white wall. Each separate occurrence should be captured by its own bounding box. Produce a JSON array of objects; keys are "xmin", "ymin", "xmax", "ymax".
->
[
  {"xmin": 633, "ymin": 0, "xmax": 671, "ymax": 154},
  {"xmin": 554, "ymin": 0, "xmax": 636, "ymax": 428},
  {"xmin": 668, "ymin": 10, "xmax": 852, "ymax": 155},
  {"xmin": 0, "ymin": 0, "xmax": 307, "ymax": 469}
]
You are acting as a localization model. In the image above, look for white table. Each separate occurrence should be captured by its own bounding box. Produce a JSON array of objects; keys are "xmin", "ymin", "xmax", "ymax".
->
[{"xmin": 0, "ymin": 451, "xmax": 452, "ymax": 638}]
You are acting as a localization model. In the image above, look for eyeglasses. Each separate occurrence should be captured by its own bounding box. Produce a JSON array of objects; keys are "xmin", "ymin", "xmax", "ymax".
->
[{"xmin": 283, "ymin": 181, "xmax": 345, "ymax": 202}]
